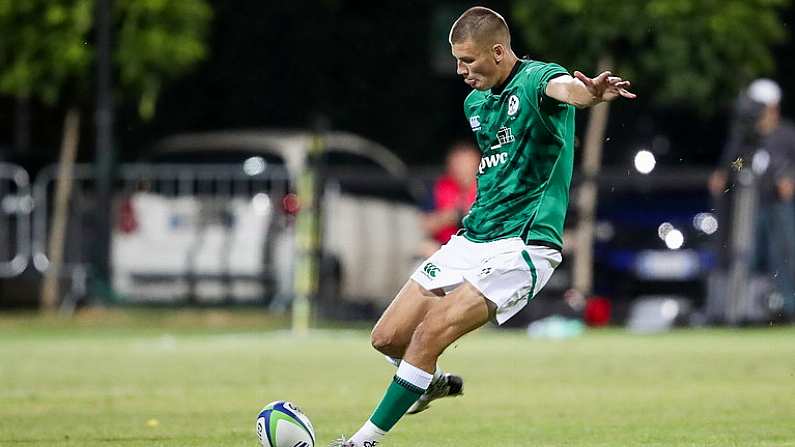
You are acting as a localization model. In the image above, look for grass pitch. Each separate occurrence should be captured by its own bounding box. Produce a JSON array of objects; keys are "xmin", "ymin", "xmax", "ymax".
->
[{"xmin": 1, "ymin": 309, "xmax": 794, "ymax": 446}]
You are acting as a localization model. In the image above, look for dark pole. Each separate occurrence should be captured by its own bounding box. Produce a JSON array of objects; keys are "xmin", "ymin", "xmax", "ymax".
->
[
  {"xmin": 94, "ymin": 0, "xmax": 114, "ymax": 295},
  {"xmin": 13, "ymin": 96, "xmax": 31, "ymax": 155}
]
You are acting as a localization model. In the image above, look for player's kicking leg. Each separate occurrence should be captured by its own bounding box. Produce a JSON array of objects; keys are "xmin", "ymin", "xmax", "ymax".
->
[
  {"xmin": 370, "ymin": 279, "xmax": 441, "ymax": 358},
  {"xmin": 331, "ymin": 237, "xmax": 563, "ymax": 446},
  {"xmin": 331, "ymin": 281, "xmax": 493, "ymax": 447},
  {"xmin": 369, "ymin": 279, "xmax": 464, "ymax": 414}
]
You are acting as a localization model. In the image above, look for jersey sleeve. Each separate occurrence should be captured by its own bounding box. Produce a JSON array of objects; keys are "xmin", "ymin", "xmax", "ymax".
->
[{"xmin": 524, "ymin": 62, "xmax": 570, "ymax": 112}]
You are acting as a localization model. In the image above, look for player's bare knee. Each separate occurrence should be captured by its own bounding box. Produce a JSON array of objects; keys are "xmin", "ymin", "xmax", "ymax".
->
[
  {"xmin": 369, "ymin": 328, "xmax": 391, "ymax": 352},
  {"xmin": 370, "ymin": 327, "xmax": 403, "ymax": 355}
]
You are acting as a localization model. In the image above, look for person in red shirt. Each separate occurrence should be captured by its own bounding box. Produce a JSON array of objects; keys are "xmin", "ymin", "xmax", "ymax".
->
[{"xmin": 419, "ymin": 142, "xmax": 479, "ymax": 257}]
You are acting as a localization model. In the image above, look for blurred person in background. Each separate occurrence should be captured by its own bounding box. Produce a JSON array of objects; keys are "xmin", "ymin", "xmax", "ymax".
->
[
  {"xmin": 709, "ymin": 79, "xmax": 795, "ymax": 322},
  {"xmin": 417, "ymin": 141, "xmax": 479, "ymax": 258},
  {"xmin": 331, "ymin": 6, "xmax": 635, "ymax": 447}
]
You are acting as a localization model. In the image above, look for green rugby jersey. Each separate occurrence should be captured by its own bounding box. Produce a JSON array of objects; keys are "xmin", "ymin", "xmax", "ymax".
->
[{"xmin": 462, "ymin": 59, "xmax": 575, "ymax": 249}]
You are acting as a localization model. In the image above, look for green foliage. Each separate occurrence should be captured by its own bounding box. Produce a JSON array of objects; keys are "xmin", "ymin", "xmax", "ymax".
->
[
  {"xmin": 115, "ymin": 0, "xmax": 212, "ymax": 118},
  {"xmin": 0, "ymin": 0, "xmax": 93, "ymax": 103},
  {"xmin": 0, "ymin": 0, "xmax": 211, "ymax": 117},
  {"xmin": 513, "ymin": 0, "xmax": 789, "ymax": 111}
]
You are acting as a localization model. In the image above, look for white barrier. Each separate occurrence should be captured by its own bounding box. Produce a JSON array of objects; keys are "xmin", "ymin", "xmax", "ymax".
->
[{"xmin": 0, "ymin": 163, "xmax": 32, "ymax": 277}]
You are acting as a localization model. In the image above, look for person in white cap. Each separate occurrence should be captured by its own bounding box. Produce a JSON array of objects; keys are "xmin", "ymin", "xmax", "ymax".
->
[{"xmin": 709, "ymin": 78, "xmax": 795, "ymax": 323}]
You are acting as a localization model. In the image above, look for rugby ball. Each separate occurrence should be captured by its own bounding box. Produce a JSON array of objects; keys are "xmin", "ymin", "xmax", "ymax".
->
[{"xmin": 255, "ymin": 400, "xmax": 315, "ymax": 447}]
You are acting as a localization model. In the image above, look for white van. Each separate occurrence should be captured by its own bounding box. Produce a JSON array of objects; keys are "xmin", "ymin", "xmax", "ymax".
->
[{"xmin": 111, "ymin": 130, "xmax": 424, "ymax": 308}]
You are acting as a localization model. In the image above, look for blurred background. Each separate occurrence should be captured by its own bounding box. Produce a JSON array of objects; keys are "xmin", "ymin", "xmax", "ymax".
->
[{"xmin": 1, "ymin": 0, "xmax": 795, "ymax": 331}]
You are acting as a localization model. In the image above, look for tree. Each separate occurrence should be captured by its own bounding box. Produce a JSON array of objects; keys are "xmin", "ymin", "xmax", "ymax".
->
[
  {"xmin": 513, "ymin": 0, "xmax": 789, "ymax": 295},
  {"xmin": 0, "ymin": 0, "xmax": 93, "ymax": 104},
  {"xmin": 0, "ymin": 0, "xmax": 212, "ymax": 311},
  {"xmin": 0, "ymin": 0, "xmax": 212, "ymax": 120},
  {"xmin": 0, "ymin": 0, "xmax": 93, "ymax": 153},
  {"xmin": 115, "ymin": 0, "xmax": 212, "ymax": 119}
]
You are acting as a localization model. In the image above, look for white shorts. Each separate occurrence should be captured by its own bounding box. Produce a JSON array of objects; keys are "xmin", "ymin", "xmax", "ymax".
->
[{"xmin": 410, "ymin": 235, "xmax": 562, "ymax": 325}]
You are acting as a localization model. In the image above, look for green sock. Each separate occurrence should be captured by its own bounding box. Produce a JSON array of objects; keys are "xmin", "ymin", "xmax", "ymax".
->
[
  {"xmin": 350, "ymin": 361, "xmax": 433, "ymax": 445},
  {"xmin": 369, "ymin": 375, "xmax": 425, "ymax": 431}
]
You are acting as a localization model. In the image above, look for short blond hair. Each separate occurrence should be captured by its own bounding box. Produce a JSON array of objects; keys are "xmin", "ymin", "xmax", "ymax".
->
[{"xmin": 449, "ymin": 6, "xmax": 511, "ymax": 47}]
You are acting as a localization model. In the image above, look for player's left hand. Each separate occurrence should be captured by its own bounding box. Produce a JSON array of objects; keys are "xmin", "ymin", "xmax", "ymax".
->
[{"xmin": 574, "ymin": 70, "xmax": 637, "ymax": 102}]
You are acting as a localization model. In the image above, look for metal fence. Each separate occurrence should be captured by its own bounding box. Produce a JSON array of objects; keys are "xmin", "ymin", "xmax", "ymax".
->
[
  {"xmin": 32, "ymin": 163, "xmax": 292, "ymax": 304},
  {"xmin": 0, "ymin": 163, "xmax": 32, "ymax": 278},
  {"xmin": 26, "ymin": 162, "xmax": 425, "ymax": 308}
]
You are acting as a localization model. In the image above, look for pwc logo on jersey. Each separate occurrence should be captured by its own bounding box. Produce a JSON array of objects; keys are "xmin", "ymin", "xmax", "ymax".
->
[
  {"xmin": 479, "ymin": 151, "xmax": 509, "ymax": 174},
  {"xmin": 479, "ymin": 127, "xmax": 514, "ymax": 173}
]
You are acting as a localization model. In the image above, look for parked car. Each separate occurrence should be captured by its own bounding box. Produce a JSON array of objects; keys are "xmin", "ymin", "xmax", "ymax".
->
[
  {"xmin": 591, "ymin": 170, "xmax": 717, "ymax": 321},
  {"xmin": 112, "ymin": 129, "xmax": 423, "ymax": 309}
]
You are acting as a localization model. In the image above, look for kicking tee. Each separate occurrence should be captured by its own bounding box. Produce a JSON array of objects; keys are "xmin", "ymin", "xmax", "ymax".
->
[{"xmin": 462, "ymin": 59, "xmax": 575, "ymax": 250}]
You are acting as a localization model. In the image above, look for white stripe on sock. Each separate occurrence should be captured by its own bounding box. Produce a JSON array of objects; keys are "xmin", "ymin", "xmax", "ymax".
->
[{"xmin": 396, "ymin": 360, "xmax": 433, "ymax": 390}]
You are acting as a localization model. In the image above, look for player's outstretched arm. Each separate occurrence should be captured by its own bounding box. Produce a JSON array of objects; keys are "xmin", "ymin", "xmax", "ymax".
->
[{"xmin": 546, "ymin": 71, "xmax": 636, "ymax": 108}]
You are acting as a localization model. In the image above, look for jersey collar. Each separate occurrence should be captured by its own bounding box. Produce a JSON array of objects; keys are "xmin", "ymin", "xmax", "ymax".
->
[{"xmin": 489, "ymin": 59, "xmax": 523, "ymax": 97}]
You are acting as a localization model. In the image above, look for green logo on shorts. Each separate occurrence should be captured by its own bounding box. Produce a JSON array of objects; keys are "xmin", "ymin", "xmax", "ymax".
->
[{"xmin": 423, "ymin": 262, "xmax": 440, "ymax": 278}]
